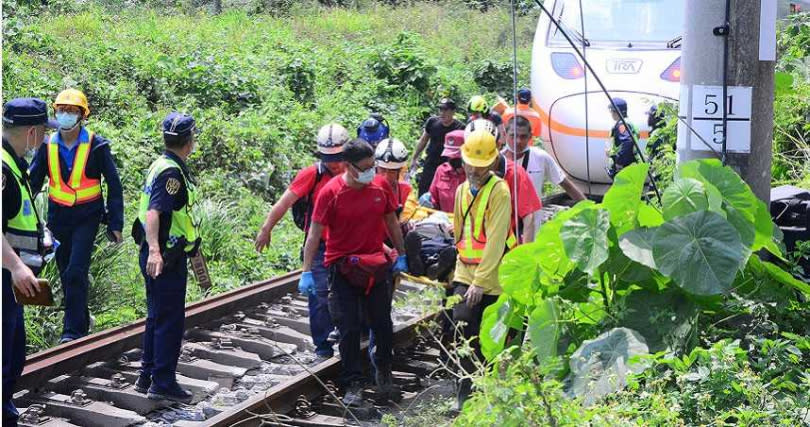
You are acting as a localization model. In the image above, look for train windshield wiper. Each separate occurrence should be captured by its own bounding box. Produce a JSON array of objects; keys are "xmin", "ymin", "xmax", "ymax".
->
[
  {"xmin": 557, "ymin": 18, "xmax": 591, "ymax": 47},
  {"xmin": 666, "ymin": 35, "xmax": 682, "ymax": 49}
]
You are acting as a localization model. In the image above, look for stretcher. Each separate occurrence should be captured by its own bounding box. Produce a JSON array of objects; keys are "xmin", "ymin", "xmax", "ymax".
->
[{"xmin": 396, "ymin": 272, "xmax": 452, "ymax": 290}]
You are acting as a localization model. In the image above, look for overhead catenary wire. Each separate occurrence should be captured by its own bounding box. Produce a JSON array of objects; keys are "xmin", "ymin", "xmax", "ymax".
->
[
  {"xmin": 510, "ymin": 0, "xmax": 521, "ymax": 236},
  {"xmin": 578, "ymin": 0, "xmax": 592, "ymax": 195},
  {"xmin": 532, "ymin": 0, "xmax": 663, "ymax": 206}
]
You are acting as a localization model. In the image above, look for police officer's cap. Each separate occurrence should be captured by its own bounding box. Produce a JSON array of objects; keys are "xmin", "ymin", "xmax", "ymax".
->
[
  {"xmin": 437, "ymin": 98, "xmax": 457, "ymax": 110},
  {"xmin": 609, "ymin": 98, "xmax": 628, "ymax": 112},
  {"xmin": 517, "ymin": 88, "xmax": 532, "ymax": 104},
  {"xmin": 2, "ymin": 98, "xmax": 58, "ymax": 128},
  {"xmin": 162, "ymin": 112, "xmax": 197, "ymax": 138}
]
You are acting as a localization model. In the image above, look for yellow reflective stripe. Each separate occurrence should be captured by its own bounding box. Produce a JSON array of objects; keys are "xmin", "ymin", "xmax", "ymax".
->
[
  {"xmin": 473, "ymin": 178, "xmax": 496, "ymax": 238},
  {"xmin": 70, "ymin": 143, "xmax": 90, "ymax": 188}
]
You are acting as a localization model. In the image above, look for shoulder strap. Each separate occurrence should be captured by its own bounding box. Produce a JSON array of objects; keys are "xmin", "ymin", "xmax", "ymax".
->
[
  {"xmin": 457, "ymin": 174, "xmax": 493, "ymax": 242},
  {"xmin": 521, "ymin": 150, "xmax": 530, "ymax": 170}
]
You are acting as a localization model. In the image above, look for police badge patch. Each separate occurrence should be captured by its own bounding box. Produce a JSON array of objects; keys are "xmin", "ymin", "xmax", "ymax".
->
[{"xmin": 166, "ymin": 178, "xmax": 181, "ymax": 195}]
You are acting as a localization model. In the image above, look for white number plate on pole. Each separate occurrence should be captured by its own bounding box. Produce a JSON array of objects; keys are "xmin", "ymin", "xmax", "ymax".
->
[{"xmin": 689, "ymin": 85, "xmax": 752, "ymax": 153}]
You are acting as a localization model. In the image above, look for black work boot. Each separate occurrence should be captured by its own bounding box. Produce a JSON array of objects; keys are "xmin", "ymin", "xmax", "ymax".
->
[
  {"xmin": 134, "ymin": 373, "xmax": 151, "ymax": 394},
  {"xmin": 405, "ymin": 232, "xmax": 425, "ymax": 276},
  {"xmin": 455, "ymin": 378, "xmax": 472, "ymax": 412},
  {"xmin": 375, "ymin": 367, "xmax": 400, "ymax": 403}
]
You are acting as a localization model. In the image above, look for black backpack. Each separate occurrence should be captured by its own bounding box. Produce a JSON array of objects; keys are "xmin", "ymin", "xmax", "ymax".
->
[{"xmin": 291, "ymin": 162, "xmax": 326, "ymax": 231}]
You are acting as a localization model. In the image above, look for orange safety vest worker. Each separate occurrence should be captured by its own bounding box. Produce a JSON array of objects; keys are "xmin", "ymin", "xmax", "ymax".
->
[
  {"xmin": 456, "ymin": 175, "xmax": 517, "ymax": 264},
  {"xmin": 46, "ymin": 131, "xmax": 102, "ymax": 206}
]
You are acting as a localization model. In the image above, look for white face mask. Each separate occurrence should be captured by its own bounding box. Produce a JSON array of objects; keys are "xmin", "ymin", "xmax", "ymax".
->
[
  {"xmin": 356, "ymin": 167, "xmax": 375, "ymax": 184},
  {"xmin": 56, "ymin": 112, "xmax": 79, "ymax": 130},
  {"xmin": 24, "ymin": 128, "xmax": 40, "ymax": 158}
]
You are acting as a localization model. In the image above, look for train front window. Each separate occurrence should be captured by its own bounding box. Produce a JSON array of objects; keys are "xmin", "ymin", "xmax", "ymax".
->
[{"xmin": 549, "ymin": 0, "xmax": 685, "ymax": 46}]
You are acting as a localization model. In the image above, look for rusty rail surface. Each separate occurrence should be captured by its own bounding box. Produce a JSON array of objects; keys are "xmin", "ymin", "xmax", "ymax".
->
[
  {"xmin": 19, "ymin": 270, "xmax": 302, "ymax": 391},
  {"xmin": 203, "ymin": 303, "xmax": 434, "ymax": 427}
]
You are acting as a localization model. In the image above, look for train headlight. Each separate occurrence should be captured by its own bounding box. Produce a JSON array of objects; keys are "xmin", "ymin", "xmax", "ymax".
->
[
  {"xmin": 660, "ymin": 57, "xmax": 681, "ymax": 82},
  {"xmin": 551, "ymin": 52, "xmax": 585, "ymax": 80}
]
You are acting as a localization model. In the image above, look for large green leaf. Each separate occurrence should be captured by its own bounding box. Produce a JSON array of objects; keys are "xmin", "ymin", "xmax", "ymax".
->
[
  {"xmin": 637, "ymin": 203, "xmax": 664, "ymax": 227},
  {"xmin": 480, "ymin": 295, "xmax": 515, "ymax": 360},
  {"xmin": 618, "ymin": 289, "xmax": 697, "ymax": 353},
  {"xmin": 679, "ymin": 159, "xmax": 757, "ymax": 222},
  {"xmin": 748, "ymin": 256, "xmax": 810, "ymax": 294},
  {"xmin": 753, "ymin": 200, "xmax": 784, "ymax": 256},
  {"xmin": 527, "ymin": 298, "xmax": 560, "ymax": 364},
  {"xmin": 723, "ymin": 202, "xmax": 756, "ymax": 248},
  {"xmin": 662, "ymin": 178, "xmax": 709, "ymax": 220},
  {"xmin": 499, "ymin": 243, "xmax": 543, "ymax": 305},
  {"xmin": 567, "ymin": 327, "xmax": 650, "ymax": 406},
  {"xmin": 602, "ymin": 163, "xmax": 649, "ymax": 235},
  {"xmin": 652, "ymin": 210, "xmax": 747, "ymax": 296},
  {"xmin": 561, "ymin": 208, "xmax": 611, "ymax": 275},
  {"xmin": 619, "ymin": 228, "xmax": 657, "ymax": 269}
]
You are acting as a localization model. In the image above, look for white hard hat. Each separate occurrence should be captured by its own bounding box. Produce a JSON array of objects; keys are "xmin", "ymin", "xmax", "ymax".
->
[
  {"xmin": 317, "ymin": 123, "xmax": 349, "ymax": 158},
  {"xmin": 464, "ymin": 118, "xmax": 500, "ymax": 142},
  {"xmin": 375, "ymin": 138, "xmax": 409, "ymax": 169}
]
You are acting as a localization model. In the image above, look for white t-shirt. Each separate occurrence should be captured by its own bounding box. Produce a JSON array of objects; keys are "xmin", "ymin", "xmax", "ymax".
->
[{"xmin": 506, "ymin": 146, "xmax": 566, "ymax": 232}]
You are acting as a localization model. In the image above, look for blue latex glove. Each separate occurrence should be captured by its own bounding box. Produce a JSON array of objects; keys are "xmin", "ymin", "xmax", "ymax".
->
[
  {"xmin": 298, "ymin": 271, "xmax": 315, "ymax": 295},
  {"xmin": 392, "ymin": 255, "xmax": 408, "ymax": 274},
  {"xmin": 418, "ymin": 193, "xmax": 434, "ymax": 208}
]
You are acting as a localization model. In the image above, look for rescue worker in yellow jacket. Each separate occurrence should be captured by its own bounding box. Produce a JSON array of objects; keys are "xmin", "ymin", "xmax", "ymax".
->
[
  {"xmin": 29, "ymin": 89, "xmax": 124, "ymax": 344},
  {"xmin": 451, "ymin": 129, "xmax": 515, "ymax": 409}
]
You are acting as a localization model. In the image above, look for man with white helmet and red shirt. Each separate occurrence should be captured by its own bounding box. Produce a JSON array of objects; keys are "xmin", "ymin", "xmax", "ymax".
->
[{"xmin": 255, "ymin": 123, "xmax": 349, "ymax": 361}]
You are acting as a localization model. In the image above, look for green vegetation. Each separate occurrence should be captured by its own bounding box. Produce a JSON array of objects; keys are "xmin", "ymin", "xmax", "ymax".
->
[
  {"xmin": 3, "ymin": 0, "xmax": 535, "ymax": 351},
  {"xmin": 4, "ymin": 1, "xmax": 809, "ymax": 425}
]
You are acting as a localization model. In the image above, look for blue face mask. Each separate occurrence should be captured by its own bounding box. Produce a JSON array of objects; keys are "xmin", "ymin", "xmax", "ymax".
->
[
  {"xmin": 356, "ymin": 167, "xmax": 375, "ymax": 184},
  {"xmin": 56, "ymin": 112, "xmax": 79, "ymax": 130}
]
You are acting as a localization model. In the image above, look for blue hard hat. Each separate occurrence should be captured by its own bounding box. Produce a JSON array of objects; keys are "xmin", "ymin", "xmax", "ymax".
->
[
  {"xmin": 358, "ymin": 118, "xmax": 389, "ymax": 147},
  {"xmin": 2, "ymin": 98, "xmax": 58, "ymax": 128},
  {"xmin": 162, "ymin": 112, "xmax": 197, "ymax": 137},
  {"xmin": 609, "ymin": 98, "xmax": 628, "ymax": 115}
]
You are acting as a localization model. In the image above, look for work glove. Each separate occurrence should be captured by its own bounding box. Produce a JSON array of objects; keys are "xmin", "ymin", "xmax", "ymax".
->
[
  {"xmin": 392, "ymin": 255, "xmax": 408, "ymax": 275},
  {"xmin": 298, "ymin": 271, "xmax": 315, "ymax": 295},
  {"xmin": 418, "ymin": 193, "xmax": 434, "ymax": 208}
]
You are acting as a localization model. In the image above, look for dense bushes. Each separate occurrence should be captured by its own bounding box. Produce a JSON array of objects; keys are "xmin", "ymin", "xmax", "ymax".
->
[{"xmin": 3, "ymin": 0, "xmax": 534, "ymax": 352}]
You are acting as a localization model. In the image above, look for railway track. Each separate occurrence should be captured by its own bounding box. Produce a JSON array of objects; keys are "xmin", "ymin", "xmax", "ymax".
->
[
  {"xmin": 14, "ymin": 198, "xmax": 571, "ymax": 427},
  {"xmin": 14, "ymin": 273, "xmax": 445, "ymax": 427}
]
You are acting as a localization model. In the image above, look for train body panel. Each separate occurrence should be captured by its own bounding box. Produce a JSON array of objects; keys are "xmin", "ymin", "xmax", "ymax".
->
[{"xmin": 531, "ymin": 0, "xmax": 684, "ymax": 194}]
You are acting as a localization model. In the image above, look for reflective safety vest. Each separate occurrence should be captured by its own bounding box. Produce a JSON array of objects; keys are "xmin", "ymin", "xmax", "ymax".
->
[
  {"xmin": 46, "ymin": 130, "xmax": 102, "ymax": 206},
  {"xmin": 456, "ymin": 175, "xmax": 517, "ymax": 264},
  {"xmin": 137, "ymin": 155, "xmax": 199, "ymax": 253},
  {"xmin": 2, "ymin": 147, "xmax": 41, "ymax": 257}
]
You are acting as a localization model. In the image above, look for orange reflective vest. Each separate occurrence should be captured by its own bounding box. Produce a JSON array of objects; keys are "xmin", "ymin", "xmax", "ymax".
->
[
  {"xmin": 456, "ymin": 176, "xmax": 517, "ymax": 264},
  {"xmin": 46, "ymin": 130, "xmax": 102, "ymax": 207}
]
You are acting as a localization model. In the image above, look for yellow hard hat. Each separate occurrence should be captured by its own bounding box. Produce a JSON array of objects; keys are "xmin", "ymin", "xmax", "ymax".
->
[
  {"xmin": 54, "ymin": 89, "xmax": 90, "ymax": 118},
  {"xmin": 467, "ymin": 95, "xmax": 488, "ymax": 114},
  {"xmin": 461, "ymin": 129, "xmax": 498, "ymax": 167}
]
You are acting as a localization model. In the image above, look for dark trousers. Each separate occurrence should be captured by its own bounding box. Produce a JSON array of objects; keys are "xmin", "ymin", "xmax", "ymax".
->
[
  {"xmin": 2, "ymin": 270, "xmax": 27, "ymax": 426},
  {"xmin": 51, "ymin": 216, "xmax": 100, "ymax": 341},
  {"xmin": 139, "ymin": 245, "xmax": 187, "ymax": 391},
  {"xmin": 328, "ymin": 266, "xmax": 393, "ymax": 387},
  {"xmin": 309, "ymin": 244, "xmax": 334, "ymax": 357},
  {"xmin": 451, "ymin": 282, "xmax": 499, "ymax": 402},
  {"xmin": 417, "ymin": 160, "xmax": 441, "ymax": 197}
]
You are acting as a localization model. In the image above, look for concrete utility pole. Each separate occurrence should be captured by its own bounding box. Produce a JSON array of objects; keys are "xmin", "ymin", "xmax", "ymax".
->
[{"xmin": 677, "ymin": 0, "xmax": 776, "ymax": 203}]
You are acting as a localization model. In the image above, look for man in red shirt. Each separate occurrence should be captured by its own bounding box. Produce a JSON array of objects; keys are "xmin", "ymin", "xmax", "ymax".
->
[
  {"xmin": 300, "ymin": 139, "xmax": 407, "ymax": 405},
  {"xmin": 492, "ymin": 146, "xmax": 542, "ymax": 243},
  {"xmin": 425, "ymin": 130, "xmax": 466, "ymax": 213},
  {"xmin": 254, "ymin": 123, "xmax": 348, "ymax": 359}
]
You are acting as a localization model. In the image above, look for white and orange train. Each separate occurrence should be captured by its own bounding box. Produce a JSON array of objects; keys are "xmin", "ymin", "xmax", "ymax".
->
[{"xmin": 530, "ymin": 0, "xmax": 684, "ymax": 195}]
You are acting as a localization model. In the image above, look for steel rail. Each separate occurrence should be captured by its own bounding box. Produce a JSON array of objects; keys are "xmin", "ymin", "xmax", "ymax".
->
[
  {"xmin": 18, "ymin": 270, "xmax": 302, "ymax": 391},
  {"xmin": 203, "ymin": 305, "xmax": 435, "ymax": 427}
]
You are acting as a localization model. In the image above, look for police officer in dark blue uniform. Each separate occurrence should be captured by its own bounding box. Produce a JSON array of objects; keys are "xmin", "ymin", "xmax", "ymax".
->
[
  {"xmin": 2, "ymin": 98, "xmax": 57, "ymax": 426},
  {"xmin": 607, "ymin": 98, "xmax": 638, "ymax": 179},
  {"xmin": 132, "ymin": 112, "xmax": 201, "ymax": 403},
  {"xmin": 29, "ymin": 89, "xmax": 124, "ymax": 344}
]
